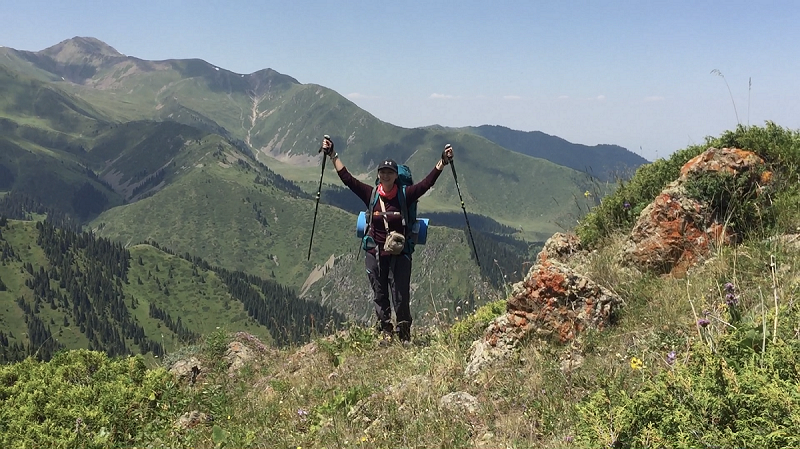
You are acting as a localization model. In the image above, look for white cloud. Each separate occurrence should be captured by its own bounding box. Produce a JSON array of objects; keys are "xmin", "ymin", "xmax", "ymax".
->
[
  {"xmin": 595, "ymin": 95, "xmax": 606, "ymax": 101},
  {"xmin": 558, "ymin": 95, "xmax": 570, "ymax": 100},
  {"xmin": 347, "ymin": 92, "xmax": 379, "ymax": 99},
  {"xmin": 644, "ymin": 96, "xmax": 665, "ymax": 102},
  {"xmin": 429, "ymin": 93, "xmax": 459, "ymax": 99},
  {"xmin": 503, "ymin": 95, "xmax": 522, "ymax": 100}
]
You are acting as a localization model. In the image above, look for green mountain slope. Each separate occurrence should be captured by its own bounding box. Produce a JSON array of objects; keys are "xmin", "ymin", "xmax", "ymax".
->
[
  {"xmin": 91, "ymin": 147, "xmax": 354, "ymax": 287},
  {"xmin": 0, "ymin": 37, "xmax": 603, "ymax": 237},
  {"xmin": 0, "ymin": 218, "xmax": 346, "ymax": 363},
  {"xmin": 461, "ymin": 124, "xmax": 648, "ymax": 181}
]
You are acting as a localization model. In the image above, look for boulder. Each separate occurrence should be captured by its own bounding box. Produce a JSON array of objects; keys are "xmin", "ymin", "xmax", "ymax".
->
[
  {"xmin": 624, "ymin": 147, "xmax": 770, "ymax": 276},
  {"xmin": 224, "ymin": 341, "xmax": 255, "ymax": 374},
  {"xmin": 538, "ymin": 232, "xmax": 583, "ymax": 262},
  {"xmin": 440, "ymin": 391, "xmax": 479, "ymax": 415},
  {"xmin": 465, "ymin": 254, "xmax": 622, "ymax": 377},
  {"xmin": 176, "ymin": 410, "xmax": 212, "ymax": 429},
  {"xmin": 506, "ymin": 258, "xmax": 621, "ymax": 340},
  {"xmin": 169, "ymin": 357, "xmax": 202, "ymax": 384}
]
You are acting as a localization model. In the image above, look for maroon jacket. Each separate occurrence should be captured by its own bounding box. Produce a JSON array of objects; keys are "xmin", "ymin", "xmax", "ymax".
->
[{"xmin": 338, "ymin": 166, "xmax": 443, "ymax": 256}]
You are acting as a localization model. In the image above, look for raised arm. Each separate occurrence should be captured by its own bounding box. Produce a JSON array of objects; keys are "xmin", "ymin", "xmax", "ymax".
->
[
  {"xmin": 321, "ymin": 136, "xmax": 373, "ymax": 204},
  {"xmin": 406, "ymin": 144, "xmax": 454, "ymax": 201}
]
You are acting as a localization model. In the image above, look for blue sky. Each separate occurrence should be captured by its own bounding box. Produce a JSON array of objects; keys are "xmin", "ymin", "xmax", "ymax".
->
[{"xmin": 2, "ymin": 0, "xmax": 799, "ymax": 161}]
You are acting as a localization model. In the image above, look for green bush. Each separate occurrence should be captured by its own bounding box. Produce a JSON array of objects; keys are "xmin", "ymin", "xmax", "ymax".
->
[
  {"xmin": 710, "ymin": 122, "xmax": 800, "ymax": 233},
  {"xmin": 0, "ymin": 350, "xmax": 185, "ymax": 448},
  {"xmin": 577, "ymin": 123, "xmax": 800, "ymax": 247},
  {"xmin": 576, "ymin": 311, "xmax": 800, "ymax": 448},
  {"xmin": 449, "ymin": 298, "xmax": 507, "ymax": 343},
  {"xmin": 682, "ymin": 166, "xmax": 772, "ymax": 240}
]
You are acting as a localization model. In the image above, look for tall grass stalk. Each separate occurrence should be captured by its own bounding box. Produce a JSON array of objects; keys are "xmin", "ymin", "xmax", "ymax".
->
[
  {"xmin": 711, "ymin": 69, "xmax": 740, "ymax": 125},
  {"xmin": 770, "ymin": 254, "xmax": 779, "ymax": 344}
]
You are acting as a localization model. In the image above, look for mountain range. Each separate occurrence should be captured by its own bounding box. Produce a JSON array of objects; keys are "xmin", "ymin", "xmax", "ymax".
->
[{"xmin": 0, "ymin": 37, "xmax": 648, "ymax": 355}]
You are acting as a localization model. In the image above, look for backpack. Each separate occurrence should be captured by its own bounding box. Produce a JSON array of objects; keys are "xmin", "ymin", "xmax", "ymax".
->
[{"xmin": 357, "ymin": 164, "xmax": 428, "ymax": 254}]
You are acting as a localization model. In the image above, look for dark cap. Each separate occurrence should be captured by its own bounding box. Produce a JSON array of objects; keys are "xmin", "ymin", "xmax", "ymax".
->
[{"xmin": 377, "ymin": 159, "xmax": 398, "ymax": 173}]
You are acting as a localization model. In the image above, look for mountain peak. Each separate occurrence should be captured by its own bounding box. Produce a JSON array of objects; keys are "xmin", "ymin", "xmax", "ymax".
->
[
  {"xmin": 40, "ymin": 37, "xmax": 123, "ymax": 59},
  {"xmin": 34, "ymin": 37, "xmax": 127, "ymax": 83}
]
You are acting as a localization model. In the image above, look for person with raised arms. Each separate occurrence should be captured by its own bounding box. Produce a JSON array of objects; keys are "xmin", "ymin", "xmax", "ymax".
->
[{"xmin": 321, "ymin": 137, "xmax": 454, "ymax": 344}]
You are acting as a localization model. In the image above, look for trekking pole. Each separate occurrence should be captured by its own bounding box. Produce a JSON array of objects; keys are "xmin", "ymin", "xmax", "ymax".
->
[
  {"xmin": 446, "ymin": 145, "xmax": 481, "ymax": 268},
  {"xmin": 307, "ymin": 135, "xmax": 330, "ymax": 260}
]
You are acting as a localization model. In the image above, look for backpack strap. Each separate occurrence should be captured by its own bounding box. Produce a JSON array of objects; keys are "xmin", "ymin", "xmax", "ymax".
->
[
  {"xmin": 398, "ymin": 185, "xmax": 409, "ymax": 236},
  {"xmin": 365, "ymin": 186, "xmax": 379, "ymax": 236}
]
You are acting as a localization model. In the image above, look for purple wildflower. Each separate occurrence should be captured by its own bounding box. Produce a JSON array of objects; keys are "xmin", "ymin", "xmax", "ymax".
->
[
  {"xmin": 564, "ymin": 435, "xmax": 574, "ymax": 443},
  {"xmin": 297, "ymin": 408, "xmax": 309, "ymax": 418},
  {"xmin": 623, "ymin": 202, "xmax": 631, "ymax": 210},
  {"xmin": 725, "ymin": 292, "xmax": 738, "ymax": 306},
  {"xmin": 698, "ymin": 318, "xmax": 710, "ymax": 327},
  {"xmin": 667, "ymin": 351, "xmax": 677, "ymax": 365},
  {"xmin": 724, "ymin": 282, "xmax": 735, "ymax": 292}
]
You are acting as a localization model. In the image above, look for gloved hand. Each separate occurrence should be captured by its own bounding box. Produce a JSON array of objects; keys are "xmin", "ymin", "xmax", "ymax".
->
[
  {"xmin": 321, "ymin": 135, "xmax": 336, "ymax": 158},
  {"xmin": 441, "ymin": 144, "xmax": 454, "ymax": 165}
]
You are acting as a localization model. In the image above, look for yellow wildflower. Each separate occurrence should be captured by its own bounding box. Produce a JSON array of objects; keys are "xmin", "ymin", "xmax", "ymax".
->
[{"xmin": 630, "ymin": 357, "xmax": 644, "ymax": 370}]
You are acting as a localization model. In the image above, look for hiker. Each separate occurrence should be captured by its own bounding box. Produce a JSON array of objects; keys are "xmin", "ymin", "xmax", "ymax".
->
[{"xmin": 321, "ymin": 137, "xmax": 454, "ymax": 343}]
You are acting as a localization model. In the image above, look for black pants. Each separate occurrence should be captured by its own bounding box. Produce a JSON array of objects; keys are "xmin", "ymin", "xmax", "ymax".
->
[{"xmin": 365, "ymin": 251, "xmax": 412, "ymax": 330}]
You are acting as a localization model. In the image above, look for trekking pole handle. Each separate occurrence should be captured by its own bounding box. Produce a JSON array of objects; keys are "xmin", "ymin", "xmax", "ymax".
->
[
  {"xmin": 319, "ymin": 135, "xmax": 331, "ymax": 153},
  {"xmin": 442, "ymin": 143, "xmax": 454, "ymax": 165}
]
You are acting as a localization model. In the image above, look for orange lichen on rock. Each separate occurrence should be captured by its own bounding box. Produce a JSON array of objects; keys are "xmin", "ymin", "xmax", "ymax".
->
[{"xmin": 625, "ymin": 147, "xmax": 768, "ymax": 276}]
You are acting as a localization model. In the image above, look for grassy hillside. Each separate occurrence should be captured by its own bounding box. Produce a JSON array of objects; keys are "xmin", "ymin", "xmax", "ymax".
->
[
  {"xmin": 89, "ymin": 146, "xmax": 510, "ymax": 324},
  {"xmin": 0, "ymin": 217, "xmax": 347, "ymax": 363},
  {"xmin": 0, "ymin": 219, "xmax": 267, "ymax": 359},
  {"xmin": 90, "ymin": 146, "xmax": 354, "ymax": 286}
]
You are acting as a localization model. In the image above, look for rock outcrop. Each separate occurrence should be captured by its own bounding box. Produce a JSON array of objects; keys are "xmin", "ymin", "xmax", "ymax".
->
[
  {"xmin": 624, "ymin": 147, "xmax": 771, "ymax": 276},
  {"xmin": 466, "ymin": 234, "xmax": 622, "ymax": 376}
]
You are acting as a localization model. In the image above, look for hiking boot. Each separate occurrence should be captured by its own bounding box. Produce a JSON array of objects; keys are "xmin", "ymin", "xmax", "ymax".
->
[
  {"xmin": 376, "ymin": 321, "xmax": 395, "ymax": 347},
  {"xmin": 396, "ymin": 321, "xmax": 411, "ymax": 345}
]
